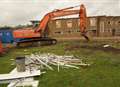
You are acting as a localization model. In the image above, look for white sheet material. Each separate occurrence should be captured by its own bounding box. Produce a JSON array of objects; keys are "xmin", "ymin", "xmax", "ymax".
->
[
  {"xmin": 0, "ymin": 70, "xmax": 40, "ymax": 81},
  {"xmin": 8, "ymin": 78, "xmax": 39, "ymax": 87}
]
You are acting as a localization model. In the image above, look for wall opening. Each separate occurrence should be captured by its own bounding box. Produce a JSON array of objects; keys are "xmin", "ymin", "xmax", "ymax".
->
[
  {"xmin": 112, "ymin": 29, "xmax": 115, "ymax": 36},
  {"xmin": 66, "ymin": 20, "xmax": 72, "ymax": 28},
  {"xmin": 56, "ymin": 20, "xmax": 61, "ymax": 28}
]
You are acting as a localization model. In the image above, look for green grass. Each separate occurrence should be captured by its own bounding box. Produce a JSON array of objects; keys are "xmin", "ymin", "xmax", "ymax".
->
[{"xmin": 0, "ymin": 41, "xmax": 120, "ymax": 87}]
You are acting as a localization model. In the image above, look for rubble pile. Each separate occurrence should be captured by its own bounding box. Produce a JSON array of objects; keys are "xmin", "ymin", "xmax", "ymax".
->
[{"xmin": 25, "ymin": 53, "xmax": 90, "ymax": 71}]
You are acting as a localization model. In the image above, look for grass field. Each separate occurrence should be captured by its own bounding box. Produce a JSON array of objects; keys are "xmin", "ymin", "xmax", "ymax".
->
[{"xmin": 0, "ymin": 40, "xmax": 120, "ymax": 87}]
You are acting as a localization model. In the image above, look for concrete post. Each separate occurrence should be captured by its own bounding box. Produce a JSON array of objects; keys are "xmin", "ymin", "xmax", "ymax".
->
[{"xmin": 16, "ymin": 56, "xmax": 25, "ymax": 72}]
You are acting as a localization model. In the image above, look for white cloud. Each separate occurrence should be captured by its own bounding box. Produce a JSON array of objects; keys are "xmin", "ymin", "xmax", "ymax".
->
[{"xmin": 0, "ymin": 0, "xmax": 119, "ymax": 26}]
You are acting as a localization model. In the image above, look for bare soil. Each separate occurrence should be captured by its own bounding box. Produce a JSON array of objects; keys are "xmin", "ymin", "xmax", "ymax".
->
[{"xmin": 65, "ymin": 44, "xmax": 120, "ymax": 54}]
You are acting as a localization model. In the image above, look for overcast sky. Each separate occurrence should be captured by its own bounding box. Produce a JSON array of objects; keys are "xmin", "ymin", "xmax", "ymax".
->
[{"xmin": 0, "ymin": 0, "xmax": 120, "ymax": 26}]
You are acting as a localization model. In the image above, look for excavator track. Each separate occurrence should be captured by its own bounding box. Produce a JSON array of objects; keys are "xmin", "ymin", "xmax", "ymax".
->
[{"xmin": 16, "ymin": 38, "xmax": 57, "ymax": 47}]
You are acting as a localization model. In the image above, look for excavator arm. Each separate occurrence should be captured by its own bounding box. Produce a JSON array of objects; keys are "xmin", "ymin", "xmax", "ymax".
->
[
  {"xmin": 79, "ymin": 4, "xmax": 89, "ymax": 41},
  {"xmin": 35, "ymin": 4, "xmax": 89, "ymax": 41},
  {"xmin": 35, "ymin": 10, "xmax": 79, "ymax": 32}
]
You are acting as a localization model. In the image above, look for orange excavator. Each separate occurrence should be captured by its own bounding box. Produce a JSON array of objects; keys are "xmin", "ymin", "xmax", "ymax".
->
[
  {"xmin": 0, "ymin": 40, "xmax": 6, "ymax": 55},
  {"xmin": 0, "ymin": 41, "xmax": 3, "ymax": 54},
  {"xmin": 13, "ymin": 4, "xmax": 89, "ymax": 47}
]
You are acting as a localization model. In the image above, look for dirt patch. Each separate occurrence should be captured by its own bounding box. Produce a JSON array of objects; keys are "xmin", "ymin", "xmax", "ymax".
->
[
  {"xmin": 65, "ymin": 44, "xmax": 120, "ymax": 54},
  {"xmin": 81, "ymin": 45, "xmax": 120, "ymax": 53},
  {"xmin": 65, "ymin": 45, "xmax": 81, "ymax": 51}
]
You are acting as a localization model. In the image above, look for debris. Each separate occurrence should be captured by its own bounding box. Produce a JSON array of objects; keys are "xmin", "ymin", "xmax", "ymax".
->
[
  {"xmin": 11, "ymin": 63, "xmax": 15, "ymax": 66},
  {"xmin": 10, "ymin": 59, "xmax": 14, "ymax": 61},
  {"xmin": 25, "ymin": 53, "xmax": 90, "ymax": 72},
  {"xmin": 80, "ymin": 45, "xmax": 120, "ymax": 54},
  {"xmin": 103, "ymin": 44, "xmax": 110, "ymax": 48},
  {"xmin": 0, "ymin": 53, "xmax": 90, "ymax": 87},
  {"xmin": 24, "ymin": 49, "xmax": 28, "ymax": 52}
]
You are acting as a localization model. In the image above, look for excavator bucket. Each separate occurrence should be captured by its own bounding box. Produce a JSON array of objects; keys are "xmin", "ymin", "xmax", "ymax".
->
[
  {"xmin": 79, "ymin": 4, "xmax": 89, "ymax": 41},
  {"xmin": 81, "ymin": 33, "xmax": 89, "ymax": 41}
]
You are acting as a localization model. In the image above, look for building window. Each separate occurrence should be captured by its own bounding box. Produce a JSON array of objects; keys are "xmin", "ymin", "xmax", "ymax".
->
[
  {"xmin": 90, "ymin": 18, "xmax": 96, "ymax": 26},
  {"xmin": 107, "ymin": 21, "xmax": 113, "ymax": 25},
  {"xmin": 56, "ymin": 20, "xmax": 61, "ymax": 28},
  {"xmin": 118, "ymin": 21, "xmax": 120, "ymax": 24},
  {"xmin": 112, "ymin": 29, "xmax": 116, "ymax": 36},
  {"xmin": 115, "ymin": 21, "xmax": 120, "ymax": 25},
  {"xmin": 67, "ymin": 20, "xmax": 72, "ymax": 28},
  {"xmin": 108, "ymin": 21, "xmax": 111, "ymax": 24},
  {"xmin": 100, "ymin": 22, "xmax": 105, "ymax": 32}
]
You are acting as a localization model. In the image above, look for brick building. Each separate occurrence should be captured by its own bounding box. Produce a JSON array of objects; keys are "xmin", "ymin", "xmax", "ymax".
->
[{"xmin": 31, "ymin": 16, "xmax": 120, "ymax": 39}]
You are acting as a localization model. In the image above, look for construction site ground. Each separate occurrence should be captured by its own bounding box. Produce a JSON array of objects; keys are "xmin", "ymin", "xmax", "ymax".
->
[{"xmin": 0, "ymin": 40, "xmax": 120, "ymax": 87}]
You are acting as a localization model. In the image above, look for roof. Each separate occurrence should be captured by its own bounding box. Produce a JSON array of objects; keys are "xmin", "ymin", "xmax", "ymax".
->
[{"xmin": 31, "ymin": 15, "xmax": 120, "ymax": 22}]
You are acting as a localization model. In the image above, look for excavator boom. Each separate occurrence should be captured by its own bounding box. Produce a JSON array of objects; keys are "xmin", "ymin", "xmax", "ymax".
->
[
  {"xmin": 35, "ymin": 4, "xmax": 89, "ymax": 41},
  {"xmin": 35, "ymin": 10, "xmax": 79, "ymax": 32}
]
